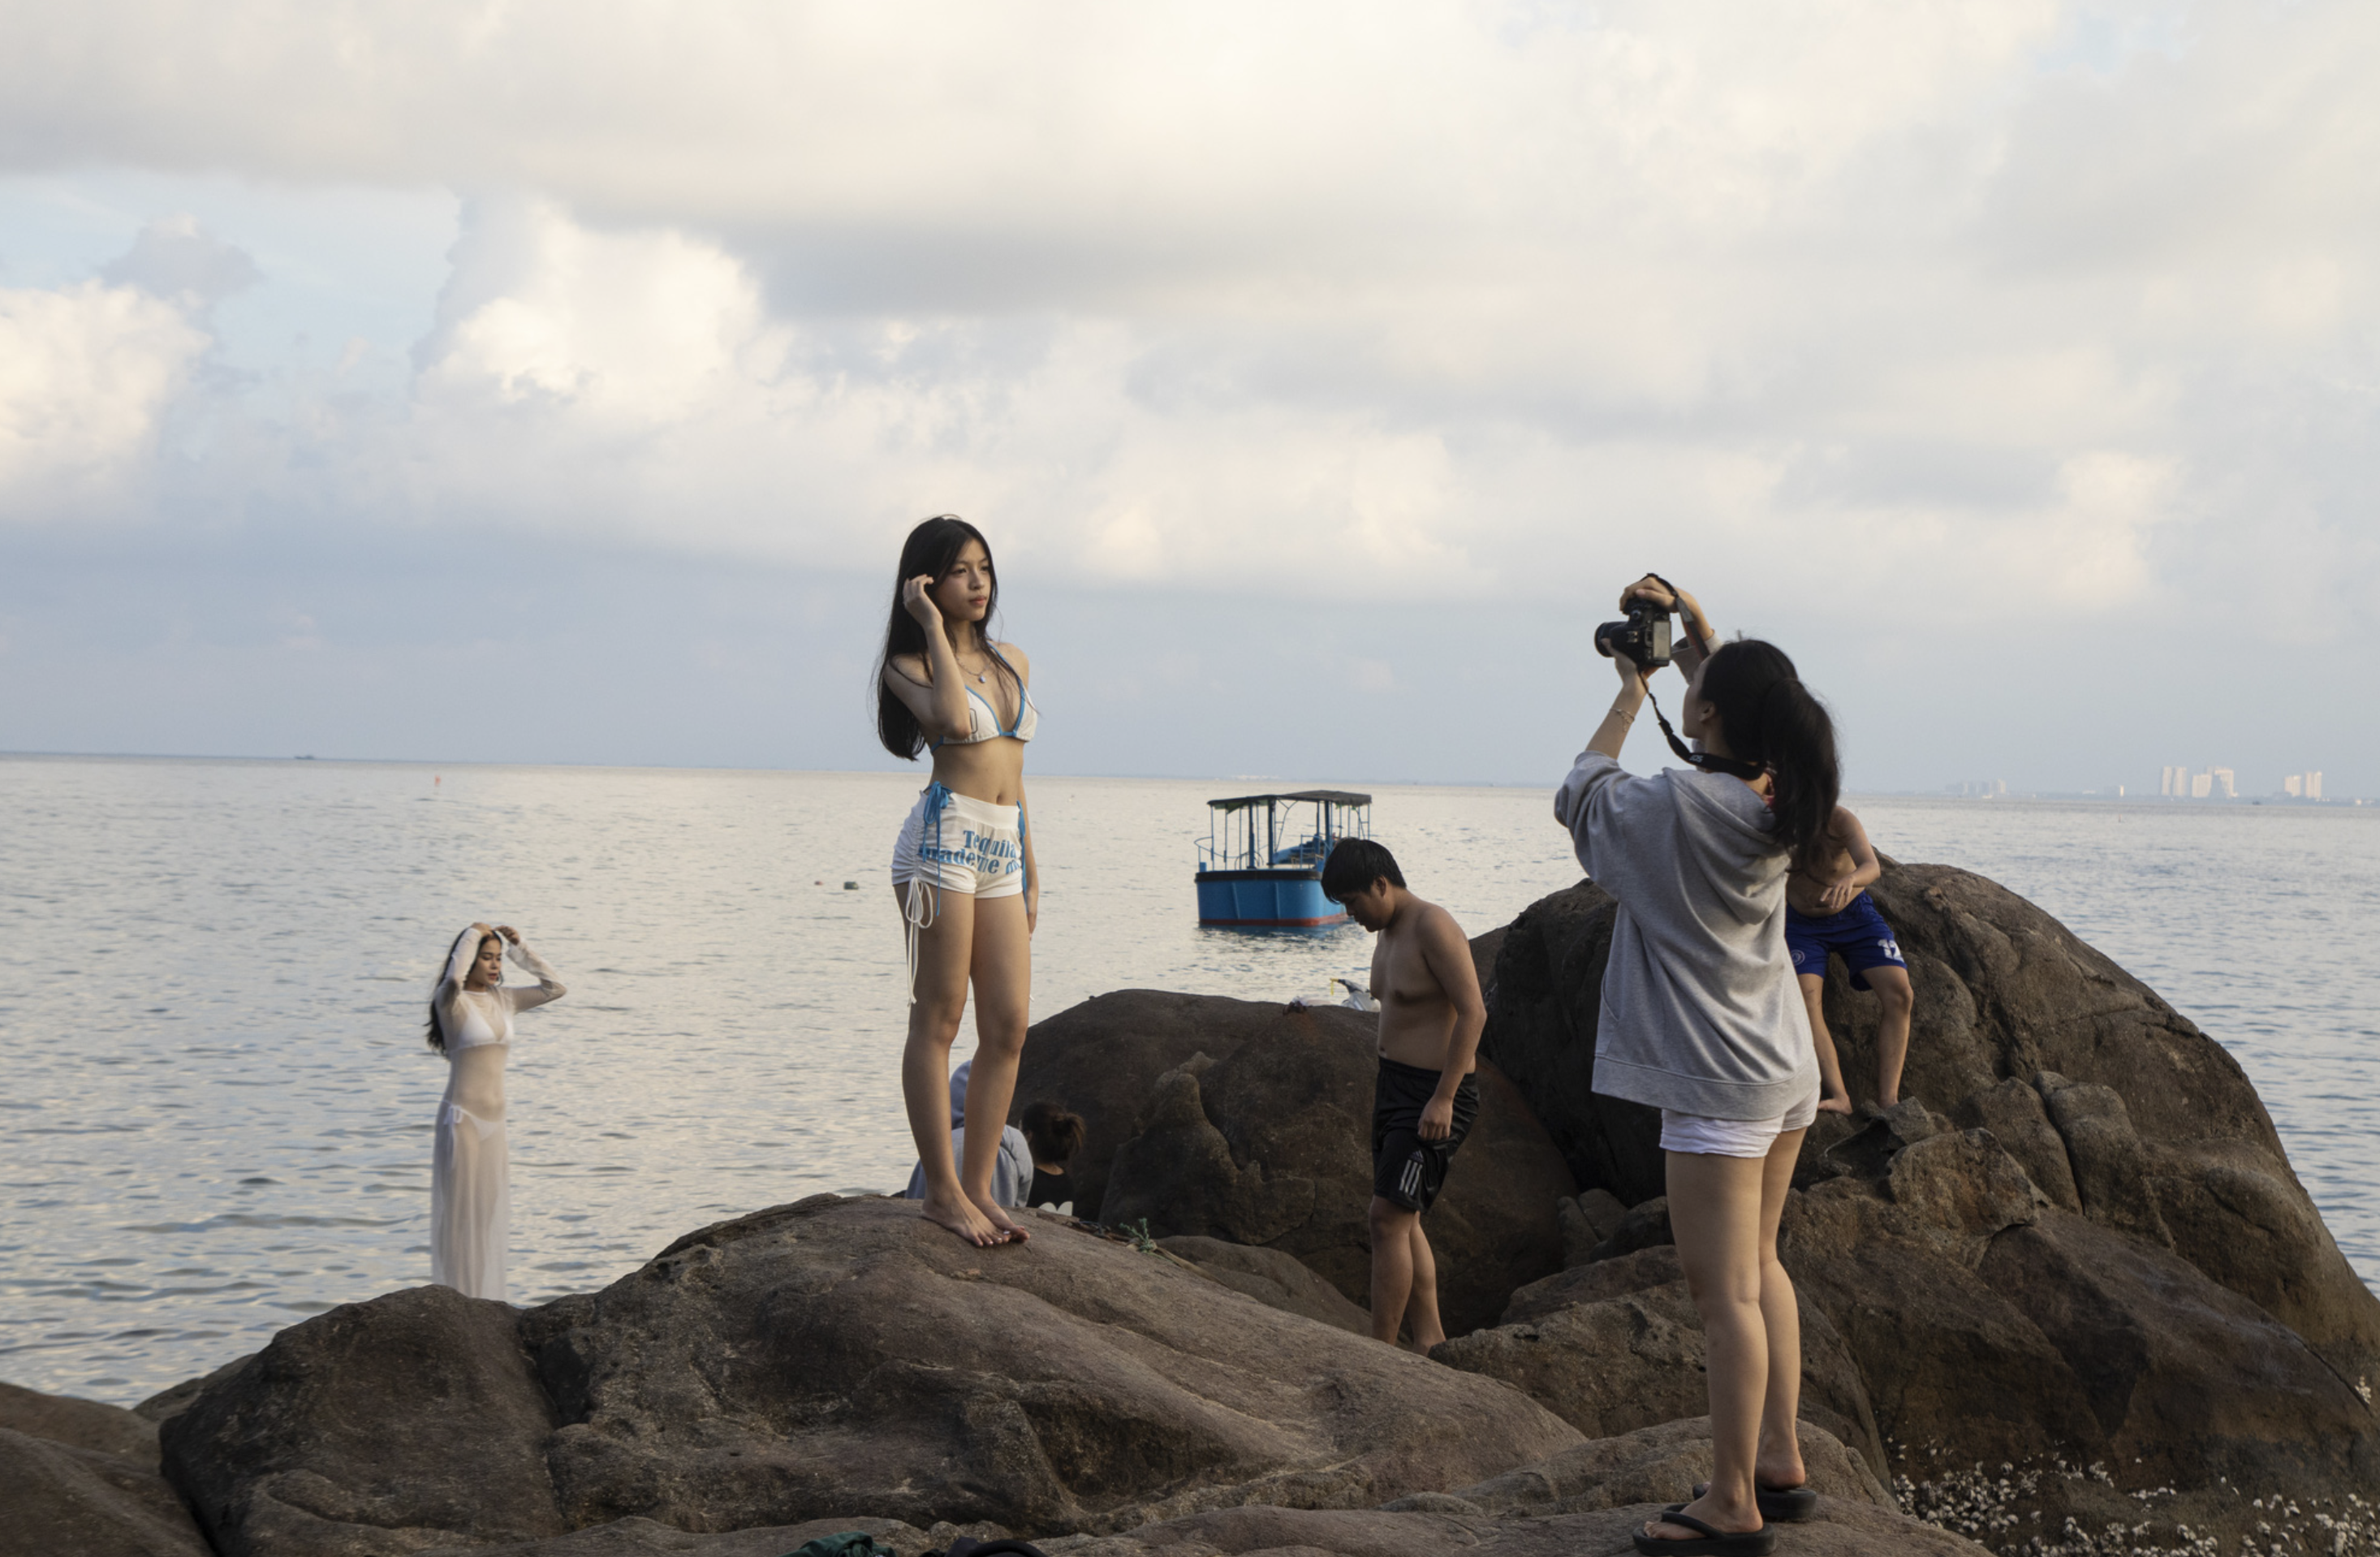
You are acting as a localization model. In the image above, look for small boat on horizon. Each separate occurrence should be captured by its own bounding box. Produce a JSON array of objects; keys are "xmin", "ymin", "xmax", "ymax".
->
[{"xmin": 1194, "ymin": 789, "xmax": 1372, "ymax": 928}]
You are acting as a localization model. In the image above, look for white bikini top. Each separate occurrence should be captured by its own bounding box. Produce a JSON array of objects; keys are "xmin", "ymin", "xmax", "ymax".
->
[
  {"xmin": 932, "ymin": 683, "xmax": 1038, "ymax": 748},
  {"xmin": 446, "ymin": 991, "xmax": 511, "ymax": 1050}
]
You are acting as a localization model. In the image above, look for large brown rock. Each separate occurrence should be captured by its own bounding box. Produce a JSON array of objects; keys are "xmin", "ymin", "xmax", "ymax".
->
[
  {"xmin": 0, "ymin": 1425, "xmax": 213, "ymax": 1557},
  {"xmin": 1472, "ymin": 881, "xmax": 1654, "ymax": 1201},
  {"xmin": 1157, "ymin": 1236, "xmax": 1372, "ymax": 1334},
  {"xmin": 161, "ymin": 1283, "xmax": 568, "ymax": 1557},
  {"xmin": 1009, "ymin": 990, "xmax": 1304, "ymax": 1221},
  {"xmin": 1476, "ymin": 865, "xmax": 2380, "ymax": 1529},
  {"xmin": 0, "ymin": 1379, "xmax": 161, "ymax": 1464},
  {"xmin": 162, "ymin": 1194, "xmax": 1583, "ymax": 1555},
  {"xmin": 1433, "ymin": 1243, "xmax": 1884, "ymax": 1474},
  {"xmin": 1094, "ymin": 1001, "xmax": 1576, "ymax": 1336}
]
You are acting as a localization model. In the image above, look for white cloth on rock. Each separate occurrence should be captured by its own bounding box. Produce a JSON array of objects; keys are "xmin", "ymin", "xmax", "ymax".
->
[{"xmin": 429, "ymin": 929, "xmax": 565, "ymax": 1301}]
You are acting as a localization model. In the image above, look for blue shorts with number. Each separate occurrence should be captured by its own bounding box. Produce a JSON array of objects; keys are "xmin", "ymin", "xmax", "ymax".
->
[{"xmin": 1786, "ymin": 893, "xmax": 1907, "ymax": 992}]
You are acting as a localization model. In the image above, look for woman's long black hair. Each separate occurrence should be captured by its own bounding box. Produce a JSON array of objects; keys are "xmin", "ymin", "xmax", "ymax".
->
[
  {"xmin": 873, "ymin": 514, "xmax": 1018, "ymax": 760},
  {"xmin": 424, "ymin": 927, "xmax": 473, "ymax": 1053},
  {"xmin": 1695, "ymin": 640, "xmax": 1840, "ymax": 866}
]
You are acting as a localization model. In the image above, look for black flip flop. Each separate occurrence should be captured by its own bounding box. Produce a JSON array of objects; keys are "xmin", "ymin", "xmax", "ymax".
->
[
  {"xmin": 1692, "ymin": 1479, "xmax": 1820, "ymax": 1522},
  {"xmin": 1632, "ymin": 1508, "xmax": 1777, "ymax": 1555}
]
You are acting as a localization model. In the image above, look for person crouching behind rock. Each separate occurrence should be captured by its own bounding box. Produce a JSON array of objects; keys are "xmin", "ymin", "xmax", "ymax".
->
[
  {"xmin": 1020, "ymin": 1102, "xmax": 1086, "ymax": 1213},
  {"xmin": 1554, "ymin": 574, "xmax": 1838, "ymax": 1557},
  {"xmin": 1322, "ymin": 837, "xmax": 1487, "ymax": 1353}
]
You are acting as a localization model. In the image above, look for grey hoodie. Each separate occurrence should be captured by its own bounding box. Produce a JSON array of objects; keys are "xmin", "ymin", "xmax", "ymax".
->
[
  {"xmin": 1554, "ymin": 750, "xmax": 1818, "ymax": 1120},
  {"xmin": 902, "ymin": 1058, "xmax": 1037, "ymax": 1205}
]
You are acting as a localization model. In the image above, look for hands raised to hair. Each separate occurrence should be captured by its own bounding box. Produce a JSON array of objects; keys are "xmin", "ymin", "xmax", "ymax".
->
[
  {"xmin": 901, "ymin": 575, "xmax": 944, "ymax": 628},
  {"xmin": 494, "ymin": 925, "xmax": 521, "ymax": 945}
]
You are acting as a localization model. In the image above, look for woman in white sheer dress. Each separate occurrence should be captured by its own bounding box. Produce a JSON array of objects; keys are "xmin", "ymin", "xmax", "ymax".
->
[{"xmin": 425, "ymin": 922, "xmax": 566, "ymax": 1301}]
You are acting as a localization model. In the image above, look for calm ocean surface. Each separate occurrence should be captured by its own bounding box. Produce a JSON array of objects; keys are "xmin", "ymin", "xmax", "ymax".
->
[{"xmin": 4, "ymin": 756, "xmax": 2375, "ymax": 1404}]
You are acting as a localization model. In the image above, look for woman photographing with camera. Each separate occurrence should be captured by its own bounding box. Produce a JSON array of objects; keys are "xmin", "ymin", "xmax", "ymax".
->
[
  {"xmin": 1554, "ymin": 576, "xmax": 1838, "ymax": 1557},
  {"xmin": 877, "ymin": 515, "xmax": 1041, "ymax": 1249}
]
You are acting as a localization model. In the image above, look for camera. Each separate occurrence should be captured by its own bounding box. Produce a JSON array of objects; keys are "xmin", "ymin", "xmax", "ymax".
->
[{"xmin": 1594, "ymin": 598, "xmax": 1673, "ymax": 669}]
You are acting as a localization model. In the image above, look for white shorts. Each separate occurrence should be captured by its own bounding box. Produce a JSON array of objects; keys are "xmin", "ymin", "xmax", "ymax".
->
[
  {"xmin": 1660, "ymin": 1085, "xmax": 1821, "ymax": 1158},
  {"xmin": 890, "ymin": 783, "xmax": 1025, "ymax": 899}
]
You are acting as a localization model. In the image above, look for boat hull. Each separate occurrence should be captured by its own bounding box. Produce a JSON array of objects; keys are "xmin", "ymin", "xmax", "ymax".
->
[{"xmin": 1195, "ymin": 869, "xmax": 1346, "ymax": 928}]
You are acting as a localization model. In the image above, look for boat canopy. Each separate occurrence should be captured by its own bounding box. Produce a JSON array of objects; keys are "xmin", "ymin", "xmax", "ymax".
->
[
  {"xmin": 1197, "ymin": 790, "xmax": 1373, "ymax": 878},
  {"xmin": 1205, "ymin": 789, "xmax": 1373, "ymax": 812}
]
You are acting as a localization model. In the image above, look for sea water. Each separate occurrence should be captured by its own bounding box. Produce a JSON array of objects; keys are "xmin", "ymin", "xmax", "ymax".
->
[{"xmin": 2, "ymin": 756, "xmax": 2374, "ymax": 1403}]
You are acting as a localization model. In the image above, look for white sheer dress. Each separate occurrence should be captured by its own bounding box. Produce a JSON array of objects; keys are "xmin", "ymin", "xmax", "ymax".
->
[{"xmin": 430, "ymin": 931, "xmax": 566, "ymax": 1301}]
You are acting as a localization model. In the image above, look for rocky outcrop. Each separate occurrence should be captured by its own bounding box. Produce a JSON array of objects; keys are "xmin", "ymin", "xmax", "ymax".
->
[
  {"xmin": 162, "ymin": 1195, "xmax": 1582, "ymax": 1555},
  {"xmin": 1088, "ymin": 999, "xmax": 1576, "ymax": 1336},
  {"xmin": 1482, "ymin": 866, "xmax": 2380, "ymax": 1374},
  {"xmin": 1435, "ymin": 1243, "xmax": 1884, "ymax": 1474},
  {"xmin": 1156, "ymin": 1236, "xmax": 1372, "ymax": 1334},
  {"xmin": 0, "ymin": 1425, "xmax": 213, "ymax": 1557},
  {"xmin": 163, "ymin": 1283, "xmax": 569, "ymax": 1556},
  {"xmin": 0, "ymin": 1380, "xmax": 162, "ymax": 1463},
  {"xmin": 1009, "ymin": 990, "xmax": 1305, "ymax": 1222},
  {"xmin": 1473, "ymin": 865, "xmax": 2380, "ymax": 1547},
  {"xmin": 0, "ymin": 1382, "xmax": 211, "ymax": 1557}
]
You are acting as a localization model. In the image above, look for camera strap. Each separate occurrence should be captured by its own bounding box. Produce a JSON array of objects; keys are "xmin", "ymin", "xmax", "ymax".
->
[{"xmin": 1642, "ymin": 688, "xmax": 1767, "ymax": 782}]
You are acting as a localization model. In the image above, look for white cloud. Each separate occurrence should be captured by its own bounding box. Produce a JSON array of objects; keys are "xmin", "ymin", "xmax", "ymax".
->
[
  {"xmin": 0, "ymin": 0, "xmax": 2373, "ymax": 629},
  {"xmin": 0, "ymin": 278, "xmax": 205, "ymax": 511}
]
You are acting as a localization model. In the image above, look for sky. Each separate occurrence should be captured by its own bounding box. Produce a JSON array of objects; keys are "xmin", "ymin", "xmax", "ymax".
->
[{"xmin": 1, "ymin": 2, "xmax": 2374, "ymax": 795}]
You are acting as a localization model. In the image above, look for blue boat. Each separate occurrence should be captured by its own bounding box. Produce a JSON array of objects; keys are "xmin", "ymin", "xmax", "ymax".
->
[{"xmin": 1195, "ymin": 790, "xmax": 1373, "ymax": 927}]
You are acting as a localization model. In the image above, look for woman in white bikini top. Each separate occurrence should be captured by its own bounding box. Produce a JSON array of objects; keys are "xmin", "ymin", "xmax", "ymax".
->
[{"xmin": 873, "ymin": 514, "xmax": 1041, "ymax": 1252}]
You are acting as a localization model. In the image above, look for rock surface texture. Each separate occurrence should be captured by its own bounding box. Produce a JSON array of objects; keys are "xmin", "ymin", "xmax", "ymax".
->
[
  {"xmin": 1476, "ymin": 863, "xmax": 2380, "ymax": 1553},
  {"xmin": 1083, "ymin": 996, "xmax": 1576, "ymax": 1336},
  {"xmin": 161, "ymin": 1195, "xmax": 1585, "ymax": 1555},
  {"xmin": 0, "ymin": 1383, "xmax": 211, "ymax": 1557}
]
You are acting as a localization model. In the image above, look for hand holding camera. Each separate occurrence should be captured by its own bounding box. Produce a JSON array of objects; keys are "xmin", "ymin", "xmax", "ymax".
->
[{"xmin": 1595, "ymin": 575, "xmax": 1677, "ymax": 672}]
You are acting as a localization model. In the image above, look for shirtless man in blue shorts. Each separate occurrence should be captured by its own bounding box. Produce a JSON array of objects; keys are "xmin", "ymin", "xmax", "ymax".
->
[
  {"xmin": 1787, "ymin": 805, "xmax": 1915, "ymax": 1112},
  {"xmin": 1322, "ymin": 837, "xmax": 1487, "ymax": 1351}
]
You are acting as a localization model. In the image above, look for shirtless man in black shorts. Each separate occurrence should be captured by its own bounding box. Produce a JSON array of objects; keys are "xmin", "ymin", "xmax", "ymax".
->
[{"xmin": 1322, "ymin": 837, "xmax": 1488, "ymax": 1351}]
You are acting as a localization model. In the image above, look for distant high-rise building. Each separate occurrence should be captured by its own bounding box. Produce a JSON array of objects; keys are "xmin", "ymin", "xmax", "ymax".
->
[
  {"xmin": 2309, "ymin": 771, "xmax": 2323, "ymax": 800},
  {"xmin": 2211, "ymin": 768, "xmax": 2236, "ymax": 800},
  {"xmin": 2161, "ymin": 766, "xmax": 2180, "ymax": 797},
  {"xmin": 2191, "ymin": 771, "xmax": 2213, "ymax": 800},
  {"xmin": 2286, "ymin": 775, "xmax": 2304, "ymax": 797}
]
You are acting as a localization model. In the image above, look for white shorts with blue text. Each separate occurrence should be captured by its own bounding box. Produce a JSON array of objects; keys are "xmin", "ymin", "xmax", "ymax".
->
[{"xmin": 890, "ymin": 783, "xmax": 1025, "ymax": 899}]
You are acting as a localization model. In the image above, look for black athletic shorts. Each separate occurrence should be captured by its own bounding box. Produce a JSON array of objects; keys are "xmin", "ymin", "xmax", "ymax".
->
[{"xmin": 1371, "ymin": 1056, "xmax": 1481, "ymax": 1213}]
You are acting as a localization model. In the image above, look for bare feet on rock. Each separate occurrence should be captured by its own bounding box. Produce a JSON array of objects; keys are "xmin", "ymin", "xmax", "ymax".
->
[
  {"xmin": 969, "ymin": 1189, "xmax": 1032, "ymax": 1243},
  {"xmin": 922, "ymin": 1188, "xmax": 1013, "ymax": 1247}
]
